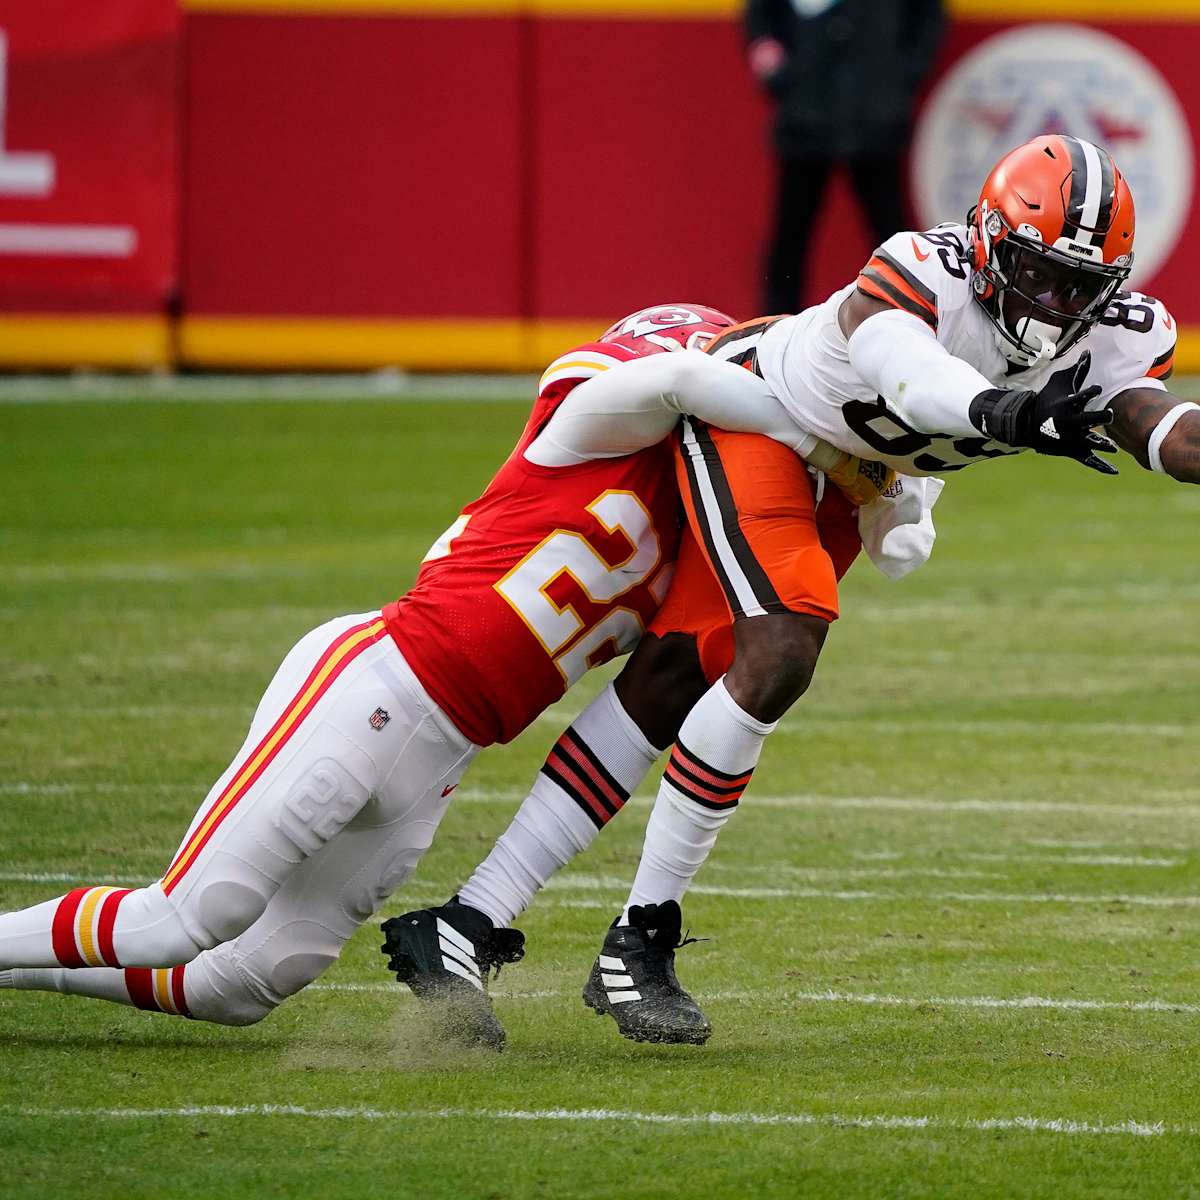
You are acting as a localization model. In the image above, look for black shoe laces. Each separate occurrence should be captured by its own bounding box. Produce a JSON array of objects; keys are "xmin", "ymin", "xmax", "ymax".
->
[{"xmin": 480, "ymin": 927, "xmax": 525, "ymax": 980}]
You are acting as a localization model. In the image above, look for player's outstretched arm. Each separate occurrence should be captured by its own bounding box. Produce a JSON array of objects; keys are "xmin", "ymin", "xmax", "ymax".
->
[
  {"xmin": 1109, "ymin": 387, "xmax": 1200, "ymax": 483},
  {"xmin": 524, "ymin": 349, "xmax": 819, "ymax": 467},
  {"xmin": 843, "ymin": 290, "xmax": 1118, "ymax": 475}
]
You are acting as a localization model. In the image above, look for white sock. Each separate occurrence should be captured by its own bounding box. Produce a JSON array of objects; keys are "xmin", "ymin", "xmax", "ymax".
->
[
  {"xmin": 458, "ymin": 684, "xmax": 661, "ymax": 927},
  {"xmin": 2, "ymin": 966, "xmax": 135, "ymax": 1004},
  {"xmin": 623, "ymin": 676, "xmax": 775, "ymax": 919}
]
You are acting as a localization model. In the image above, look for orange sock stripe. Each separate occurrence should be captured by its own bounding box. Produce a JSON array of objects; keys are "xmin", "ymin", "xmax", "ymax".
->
[{"xmin": 160, "ymin": 617, "xmax": 387, "ymax": 896}]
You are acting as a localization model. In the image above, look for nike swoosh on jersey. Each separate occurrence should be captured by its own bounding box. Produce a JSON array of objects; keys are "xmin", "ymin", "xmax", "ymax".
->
[{"xmin": 910, "ymin": 236, "xmax": 931, "ymax": 262}]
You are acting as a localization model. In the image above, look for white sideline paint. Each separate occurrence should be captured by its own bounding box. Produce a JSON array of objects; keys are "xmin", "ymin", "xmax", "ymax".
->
[{"xmin": 2, "ymin": 1103, "xmax": 1189, "ymax": 1138}]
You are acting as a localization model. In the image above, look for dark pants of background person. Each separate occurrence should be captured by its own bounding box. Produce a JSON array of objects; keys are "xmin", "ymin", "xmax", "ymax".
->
[{"xmin": 763, "ymin": 153, "xmax": 915, "ymax": 317}]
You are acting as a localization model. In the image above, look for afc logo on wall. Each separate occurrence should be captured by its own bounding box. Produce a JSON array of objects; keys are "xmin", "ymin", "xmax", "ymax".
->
[{"xmin": 912, "ymin": 24, "xmax": 1193, "ymax": 287}]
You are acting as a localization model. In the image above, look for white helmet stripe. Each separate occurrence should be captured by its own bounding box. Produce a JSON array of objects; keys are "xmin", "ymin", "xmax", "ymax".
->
[{"xmin": 1078, "ymin": 138, "xmax": 1104, "ymax": 230}]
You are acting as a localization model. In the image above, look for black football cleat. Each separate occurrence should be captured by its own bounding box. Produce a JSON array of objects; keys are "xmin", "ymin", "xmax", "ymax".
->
[
  {"xmin": 381, "ymin": 896, "xmax": 525, "ymax": 1051},
  {"xmin": 581, "ymin": 900, "xmax": 711, "ymax": 1045}
]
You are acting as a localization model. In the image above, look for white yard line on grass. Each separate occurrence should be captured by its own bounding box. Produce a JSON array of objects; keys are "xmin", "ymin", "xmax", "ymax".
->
[
  {"xmin": 962, "ymin": 852, "xmax": 1185, "ymax": 868},
  {"xmin": 853, "ymin": 850, "xmax": 1186, "ymax": 869},
  {"xmin": 543, "ymin": 874, "xmax": 1200, "ymax": 907},
  {"xmin": 788, "ymin": 989, "xmax": 1200, "ymax": 1016},
  {"xmin": 2, "ymin": 1103, "xmax": 1189, "ymax": 1138},
  {"xmin": 5, "ymin": 782, "xmax": 1198, "ymax": 820},
  {"xmin": 0, "ymin": 373, "xmax": 539, "ymax": 404},
  {"xmin": 309, "ymin": 982, "xmax": 1200, "ymax": 1016},
  {"xmin": 5, "ymin": 868, "xmax": 1196, "ymax": 908},
  {"xmin": 451, "ymin": 790, "xmax": 1200, "ymax": 819},
  {"xmin": 0, "ymin": 871, "xmax": 156, "ymax": 885}
]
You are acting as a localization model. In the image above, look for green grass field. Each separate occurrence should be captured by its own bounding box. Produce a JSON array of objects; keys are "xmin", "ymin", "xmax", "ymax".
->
[{"xmin": 2, "ymin": 382, "xmax": 1199, "ymax": 1199}]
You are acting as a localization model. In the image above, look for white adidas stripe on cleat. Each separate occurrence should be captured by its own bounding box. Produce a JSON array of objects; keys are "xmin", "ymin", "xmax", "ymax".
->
[
  {"xmin": 438, "ymin": 936, "xmax": 481, "ymax": 978},
  {"xmin": 436, "ymin": 917, "xmax": 476, "ymax": 958},
  {"xmin": 598, "ymin": 954, "xmax": 625, "ymax": 971},
  {"xmin": 608, "ymin": 990, "xmax": 642, "ymax": 1003},
  {"xmin": 601, "ymin": 973, "xmax": 634, "ymax": 989},
  {"xmin": 441, "ymin": 957, "xmax": 484, "ymax": 990}
]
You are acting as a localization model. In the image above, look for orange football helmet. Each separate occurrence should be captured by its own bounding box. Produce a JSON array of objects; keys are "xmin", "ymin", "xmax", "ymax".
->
[{"xmin": 968, "ymin": 134, "xmax": 1135, "ymax": 366}]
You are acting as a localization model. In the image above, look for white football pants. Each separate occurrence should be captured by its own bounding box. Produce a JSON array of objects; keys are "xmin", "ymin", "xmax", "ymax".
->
[{"xmin": 0, "ymin": 612, "xmax": 476, "ymax": 1022}]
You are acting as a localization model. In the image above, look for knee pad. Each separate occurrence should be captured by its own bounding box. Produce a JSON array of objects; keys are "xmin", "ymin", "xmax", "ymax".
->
[
  {"xmin": 190, "ymin": 874, "xmax": 272, "ymax": 946},
  {"xmin": 239, "ymin": 920, "xmax": 344, "ymax": 1004},
  {"xmin": 184, "ymin": 953, "xmax": 278, "ymax": 1027},
  {"xmin": 206, "ymin": 990, "xmax": 275, "ymax": 1028},
  {"xmin": 341, "ymin": 844, "xmax": 423, "ymax": 924}
]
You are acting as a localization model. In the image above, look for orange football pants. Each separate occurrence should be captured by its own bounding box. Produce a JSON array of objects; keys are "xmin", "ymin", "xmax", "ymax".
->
[{"xmin": 649, "ymin": 420, "xmax": 861, "ymax": 682}]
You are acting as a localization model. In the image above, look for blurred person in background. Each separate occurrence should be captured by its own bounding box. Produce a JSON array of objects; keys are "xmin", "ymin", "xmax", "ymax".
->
[{"xmin": 747, "ymin": 0, "xmax": 944, "ymax": 314}]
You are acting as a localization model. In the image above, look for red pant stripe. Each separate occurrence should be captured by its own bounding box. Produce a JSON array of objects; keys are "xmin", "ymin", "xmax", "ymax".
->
[
  {"xmin": 160, "ymin": 618, "xmax": 387, "ymax": 897},
  {"xmin": 96, "ymin": 888, "xmax": 132, "ymax": 968},
  {"xmin": 51, "ymin": 888, "xmax": 89, "ymax": 968},
  {"xmin": 170, "ymin": 965, "xmax": 191, "ymax": 1018}
]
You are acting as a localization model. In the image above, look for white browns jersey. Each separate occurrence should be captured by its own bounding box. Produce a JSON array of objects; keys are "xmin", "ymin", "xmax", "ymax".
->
[{"xmin": 755, "ymin": 222, "xmax": 1178, "ymax": 477}]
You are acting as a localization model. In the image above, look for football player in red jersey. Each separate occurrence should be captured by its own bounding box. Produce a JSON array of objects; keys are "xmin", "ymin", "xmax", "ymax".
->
[
  {"xmin": 0, "ymin": 304, "xmax": 827, "ymax": 1043},
  {"xmin": 388, "ymin": 135, "xmax": 1200, "ymax": 1048}
]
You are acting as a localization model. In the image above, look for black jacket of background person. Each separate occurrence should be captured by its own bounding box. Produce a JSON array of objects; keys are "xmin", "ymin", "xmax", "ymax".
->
[{"xmin": 745, "ymin": 0, "xmax": 944, "ymax": 159}]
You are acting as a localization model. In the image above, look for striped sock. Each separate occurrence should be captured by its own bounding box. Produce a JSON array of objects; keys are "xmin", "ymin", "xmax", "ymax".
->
[
  {"xmin": 458, "ymin": 684, "xmax": 661, "ymax": 927},
  {"xmin": 624, "ymin": 677, "xmax": 775, "ymax": 918},
  {"xmin": 0, "ymin": 965, "xmax": 191, "ymax": 1016}
]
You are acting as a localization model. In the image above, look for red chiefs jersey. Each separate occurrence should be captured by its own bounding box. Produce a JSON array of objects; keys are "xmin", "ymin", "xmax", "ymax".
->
[{"xmin": 385, "ymin": 310, "xmax": 730, "ymax": 746}]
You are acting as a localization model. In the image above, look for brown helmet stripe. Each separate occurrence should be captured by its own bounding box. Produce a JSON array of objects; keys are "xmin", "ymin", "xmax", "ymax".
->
[{"xmin": 1091, "ymin": 146, "xmax": 1117, "ymax": 247}]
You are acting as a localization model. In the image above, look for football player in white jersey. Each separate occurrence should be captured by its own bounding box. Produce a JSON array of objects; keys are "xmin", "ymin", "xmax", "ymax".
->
[
  {"xmin": 757, "ymin": 133, "xmax": 1179, "ymax": 480},
  {"xmin": 385, "ymin": 134, "xmax": 1200, "ymax": 1048}
]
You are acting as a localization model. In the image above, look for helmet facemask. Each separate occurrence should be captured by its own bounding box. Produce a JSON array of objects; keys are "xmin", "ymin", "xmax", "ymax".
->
[{"xmin": 972, "ymin": 203, "xmax": 1132, "ymax": 369}]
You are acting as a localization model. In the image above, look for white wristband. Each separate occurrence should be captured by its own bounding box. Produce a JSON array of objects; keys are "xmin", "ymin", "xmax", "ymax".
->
[{"xmin": 1147, "ymin": 402, "xmax": 1200, "ymax": 474}]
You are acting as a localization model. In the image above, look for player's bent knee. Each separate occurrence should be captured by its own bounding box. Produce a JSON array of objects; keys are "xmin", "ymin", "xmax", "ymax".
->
[
  {"xmin": 191, "ymin": 877, "xmax": 272, "ymax": 946},
  {"xmin": 205, "ymin": 992, "xmax": 276, "ymax": 1027},
  {"xmin": 110, "ymin": 885, "xmax": 208, "ymax": 967},
  {"xmin": 729, "ymin": 613, "xmax": 829, "ymax": 720}
]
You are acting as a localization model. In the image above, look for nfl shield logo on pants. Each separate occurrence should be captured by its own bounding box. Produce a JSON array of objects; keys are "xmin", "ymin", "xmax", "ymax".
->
[{"xmin": 369, "ymin": 707, "xmax": 391, "ymax": 732}]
